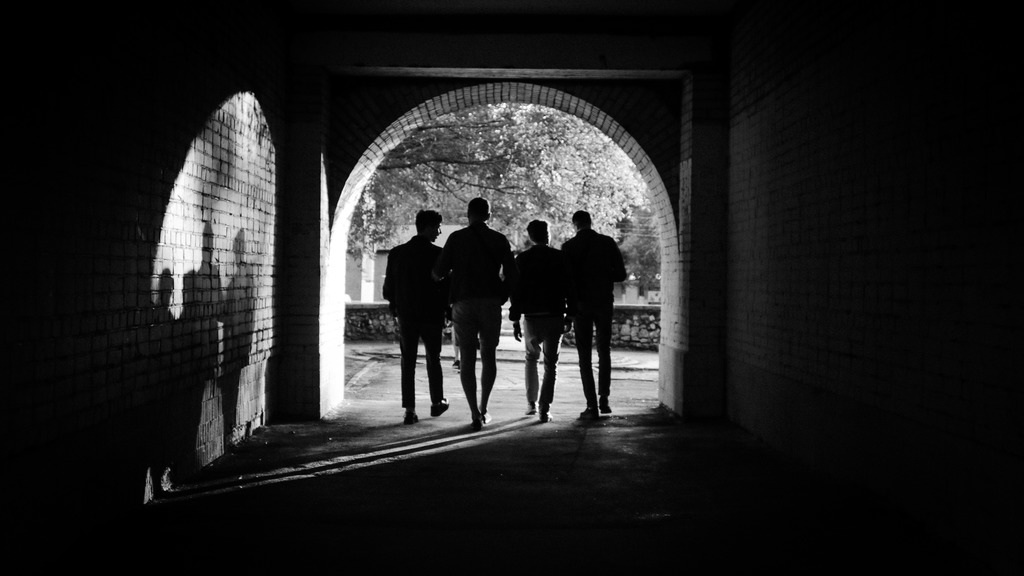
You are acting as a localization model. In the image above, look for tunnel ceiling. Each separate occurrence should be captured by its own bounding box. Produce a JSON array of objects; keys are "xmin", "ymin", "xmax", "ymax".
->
[
  {"xmin": 283, "ymin": 0, "xmax": 735, "ymax": 78},
  {"xmin": 283, "ymin": 0, "xmax": 739, "ymax": 17}
]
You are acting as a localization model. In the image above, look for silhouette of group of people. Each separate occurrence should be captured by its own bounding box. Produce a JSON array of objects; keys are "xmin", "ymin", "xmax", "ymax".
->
[
  {"xmin": 383, "ymin": 197, "xmax": 626, "ymax": 431},
  {"xmin": 144, "ymin": 223, "xmax": 258, "ymax": 483}
]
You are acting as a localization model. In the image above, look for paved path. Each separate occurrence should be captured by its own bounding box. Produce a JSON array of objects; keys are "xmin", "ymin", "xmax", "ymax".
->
[{"xmin": 62, "ymin": 340, "xmax": 991, "ymax": 574}]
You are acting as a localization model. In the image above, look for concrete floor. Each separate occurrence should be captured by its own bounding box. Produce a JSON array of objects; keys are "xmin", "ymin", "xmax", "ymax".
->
[{"xmin": 28, "ymin": 340, "xmax": 994, "ymax": 572}]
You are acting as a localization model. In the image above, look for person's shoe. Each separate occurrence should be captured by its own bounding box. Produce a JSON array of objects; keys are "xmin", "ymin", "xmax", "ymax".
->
[
  {"xmin": 480, "ymin": 411, "xmax": 492, "ymax": 425},
  {"xmin": 578, "ymin": 407, "xmax": 599, "ymax": 420},
  {"xmin": 403, "ymin": 412, "xmax": 419, "ymax": 425},
  {"xmin": 471, "ymin": 418, "xmax": 482, "ymax": 431},
  {"xmin": 599, "ymin": 397, "xmax": 612, "ymax": 414},
  {"xmin": 452, "ymin": 360, "xmax": 461, "ymax": 373},
  {"xmin": 539, "ymin": 411, "xmax": 553, "ymax": 423},
  {"xmin": 525, "ymin": 403, "xmax": 537, "ymax": 416},
  {"xmin": 430, "ymin": 398, "xmax": 450, "ymax": 417}
]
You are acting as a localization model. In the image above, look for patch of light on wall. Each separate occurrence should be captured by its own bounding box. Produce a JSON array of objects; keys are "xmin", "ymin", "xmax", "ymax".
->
[{"xmin": 151, "ymin": 92, "xmax": 276, "ymax": 320}]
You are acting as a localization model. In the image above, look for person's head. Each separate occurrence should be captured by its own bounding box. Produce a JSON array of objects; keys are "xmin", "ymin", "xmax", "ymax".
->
[
  {"xmin": 467, "ymin": 197, "xmax": 490, "ymax": 223},
  {"xmin": 571, "ymin": 210, "xmax": 592, "ymax": 230},
  {"xmin": 526, "ymin": 219, "xmax": 549, "ymax": 245},
  {"xmin": 415, "ymin": 209, "xmax": 443, "ymax": 241},
  {"xmin": 157, "ymin": 268, "xmax": 174, "ymax": 308}
]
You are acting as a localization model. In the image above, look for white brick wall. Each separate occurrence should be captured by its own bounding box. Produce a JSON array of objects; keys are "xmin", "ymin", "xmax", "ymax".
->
[{"xmin": 149, "ymin": 92, "xmax": 278, "ymax": 475}]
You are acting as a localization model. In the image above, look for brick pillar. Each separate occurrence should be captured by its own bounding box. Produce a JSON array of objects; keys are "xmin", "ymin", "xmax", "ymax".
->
[
  {"xmin": 676, "ymin": 72, "xmax": 729, "ymax": 418},
  {"xmin": 277, "ymin": 65, "xmax": 331, "ymax": 419}
]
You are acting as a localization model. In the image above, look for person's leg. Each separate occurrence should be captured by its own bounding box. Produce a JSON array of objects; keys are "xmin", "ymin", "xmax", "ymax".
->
[
  {"xmin": 574, "ymin": 310, "xmax": 598, "ymax": 410},
  {"xmin": 538, "ymin": 315, "xmax": 562, "ymax": 421},
  {"xmin": 476, "ymin": 299, "xmax": 503, "ymax": 421},
  {"xmin": 452, "ymin": 329, "xmax": 461, "ymax": 372},
  {"xmin": 522, "ymin": 316, "xmax": 541, "ymax": 413},
  {"xmin": 421, "ymin": 320, "xmax": 445, "ymax": 407},
  {"xmin": 397, "ymin": 315, "xmax": 420, "ymax": 422},
  {"xmin": 594, "ymin": 306, "xmax": 614, "ymax": 412},
  {"xmin": 453, "ymin": 301, "xmax": 481, "ymax": 424},
  {"xmin": 538, "ymin": 315, "xmax": 562, "ymax": 408}
]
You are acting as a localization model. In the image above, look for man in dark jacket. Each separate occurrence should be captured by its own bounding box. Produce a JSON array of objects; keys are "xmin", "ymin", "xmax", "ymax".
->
[
  {"xmin": 432, "ymin": 198, "xmax": 519, "ymax": 431},
  {"xmin": 561, "ymin": 210, "xmax": 627, "ymax": 420},
  {"xmin": 509, "ymin": 219, "xmax": 575, "ymax": 423},
  {"xmin": 383, "ymin": 210, "xmax": 450, "ymax": 424}
]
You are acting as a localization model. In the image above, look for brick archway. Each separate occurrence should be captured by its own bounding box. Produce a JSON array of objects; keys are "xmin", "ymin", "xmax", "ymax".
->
[{"xmin": 324, "ymin": 81, "xmax": 683, "ymax": 412}]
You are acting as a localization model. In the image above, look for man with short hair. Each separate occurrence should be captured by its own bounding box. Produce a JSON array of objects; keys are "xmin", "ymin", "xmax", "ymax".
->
[
  {"xmin": 509, "ymin": 219, "xmax": 575, "ymax": 423},
  {"xmin": 432, "ymin": 198, "xmax": 519, "ymax": 431},
  {"xmin": 561, "ymin": 210, "xmax": 627, "ymax": 420},
  {"xmin": 383, "ymin": 209, "xmax": 450, "ymax": 424}
]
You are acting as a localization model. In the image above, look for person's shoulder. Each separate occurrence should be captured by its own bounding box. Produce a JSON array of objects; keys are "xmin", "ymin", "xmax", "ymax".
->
[
  {"xmin": 487, "ymin": 225, "xmax": 509, "ymax": 239},
  {"xmin": 563, "ymin": 235, "xmax": 586, "ymax": 252},
  {"xmin": 540, "ymin": 245, "xmax": 563, "ymax": 261},
  {"xmin": 488, "ymin": 226, "xmax": 513, "ymax": 247},
  {"xmin": 445, "ymin": 227, "xmax": 470, "ymax": 242},
  {"xmin": 521, "ymin": 244, "xmax": 544, "ymax": 257},
  {"xmin": 418, "ymin": 238, "xmax": 440, "ymax": 251}
]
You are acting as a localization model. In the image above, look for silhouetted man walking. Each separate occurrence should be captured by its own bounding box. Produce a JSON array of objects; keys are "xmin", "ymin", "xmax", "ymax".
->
[
  {"xmin": 383, "ymin": 210, "xmax": 450, "ymax": 424},
  {"xmin": 561, "ymin": 210, "xmax": 627, "ymax": 419},
  {"xmin": 509, "ymin": 219, "xmax": 575, "ymax": 423},
  {"xmin": 432, "ymin": 198, "xmax": 519, "ymax": 431}
]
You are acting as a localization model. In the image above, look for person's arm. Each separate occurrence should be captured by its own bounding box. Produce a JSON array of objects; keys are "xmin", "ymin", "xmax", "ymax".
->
[
  {"xmin": 382, "ymin": 249, "xmax": 397, "ymax": 316},
  {"xmin": 432, "ymin": 237, "xmax": 452, "ymax": 282},
  {"xmin": 559, "ymin": 250, "xmax": 577, "ymax": 333},
  {"xmin": 608, "ymin": 236, "xmax": 628, "ymax": 283},
  {"xmin": 509, "ymin": 253, "xmax": 524, "ymax": 341},
  {"xmin": 426, "ymin": 244, "xmax": 451, "ymax": 320},
  {"xmin": 500, "ymin": 236, "xmax": 520, "ymax": 295},
  {"xmin": 508, "ymin": 254, "xmax": 523, "ymax": 323},
  {"xmin": 560, "ymin": 239, "xmax": 584, "ymax": 315},
  {"xmin": 436, "ymin": 273, "xmax": 452, "ymax": 314}
]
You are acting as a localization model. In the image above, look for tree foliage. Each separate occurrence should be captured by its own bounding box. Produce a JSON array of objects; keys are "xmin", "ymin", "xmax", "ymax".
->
[
  {"xmin": 349, "ymin": 103, "xmax": 659, "ymax": 282},
  {"xmin": 618, "ymin": 206, "xmax": 661, "ymax": 290}
]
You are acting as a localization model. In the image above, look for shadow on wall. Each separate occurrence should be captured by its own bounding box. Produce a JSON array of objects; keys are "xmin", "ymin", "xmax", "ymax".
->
[
  {"xmin": 147, "ymin": 226, "xmax": 257, "ymax": 480},
  {"xmin": 146, "ymin": 91, "xmax": 277, "ymax": 486},
  {"xmin": 8, "ymin": 93, "xmax": 279, "ymax": 526}
]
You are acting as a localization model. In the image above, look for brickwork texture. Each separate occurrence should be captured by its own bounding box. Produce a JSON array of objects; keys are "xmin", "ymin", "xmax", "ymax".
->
[{"xmin": 727, "ymin": 2, "xmax": 1021, "ymax": 572}]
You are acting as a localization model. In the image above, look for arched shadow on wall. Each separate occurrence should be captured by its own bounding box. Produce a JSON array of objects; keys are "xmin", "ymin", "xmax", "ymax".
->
[{"xmin": 141, "ymin": 92, "xmax": 277, "ymax": 487}]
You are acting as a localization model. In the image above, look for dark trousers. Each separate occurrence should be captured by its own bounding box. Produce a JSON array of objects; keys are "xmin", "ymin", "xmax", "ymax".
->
[
  {"xmin": 397, "ymin": 315, "xmax": 444, "ymax": 410},
  {"xmin": 574, "ymin": 306, "xmax": 613, "ymax": 407},
  {"xmin": 523, "ymin": 314, "xmax": 564, "ymax": 408}
]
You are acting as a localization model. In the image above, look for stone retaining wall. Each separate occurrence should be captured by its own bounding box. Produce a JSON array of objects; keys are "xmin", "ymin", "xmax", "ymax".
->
[{"xmin": 344, "ymin": 303, "xmax": 661, "ymax": 351}]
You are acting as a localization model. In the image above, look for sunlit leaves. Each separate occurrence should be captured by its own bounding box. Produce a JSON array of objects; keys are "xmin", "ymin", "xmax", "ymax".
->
[{"xmin": 618, "ymin": 206, "xmax": 661, "ymax": 289}]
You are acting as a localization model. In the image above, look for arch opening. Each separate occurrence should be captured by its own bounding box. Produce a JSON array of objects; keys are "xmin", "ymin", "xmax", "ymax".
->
[{"xmin": 324, "ymin": 82, "xmax": 681, "ymax": 413}]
